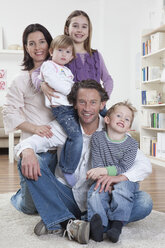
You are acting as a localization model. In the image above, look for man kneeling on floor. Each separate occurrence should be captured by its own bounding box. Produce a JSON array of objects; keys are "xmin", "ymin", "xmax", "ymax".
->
[{"xmin": 14, "ymin": 79, "xmax": 153, "ymax": 244}]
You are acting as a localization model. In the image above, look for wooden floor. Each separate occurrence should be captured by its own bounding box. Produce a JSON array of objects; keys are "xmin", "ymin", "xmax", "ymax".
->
[{"xmin": 0, "ymin": 154, "xmax": 165, "ymax": 213}]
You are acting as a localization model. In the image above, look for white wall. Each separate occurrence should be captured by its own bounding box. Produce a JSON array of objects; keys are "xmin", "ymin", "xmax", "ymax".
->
[{"xmin": 0, "ymin": 0, "xmax": 163, "ymax": 130}]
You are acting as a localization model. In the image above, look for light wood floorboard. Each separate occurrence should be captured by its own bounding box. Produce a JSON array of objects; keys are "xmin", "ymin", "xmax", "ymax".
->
[{"xmin": 0, "ymin": 154, "xmax": 165, "ymax": 213}]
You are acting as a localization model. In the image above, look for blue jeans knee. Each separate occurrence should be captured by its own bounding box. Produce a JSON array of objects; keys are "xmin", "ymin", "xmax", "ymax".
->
[{"xmin": 11, "ymin": 152, "xmax": 57, "ymax": 214}]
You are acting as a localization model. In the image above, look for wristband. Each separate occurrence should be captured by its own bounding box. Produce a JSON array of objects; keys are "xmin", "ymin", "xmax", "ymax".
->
[{"xmin": 106, "ymin": 166, "xmax": 117, "ymax": 176}]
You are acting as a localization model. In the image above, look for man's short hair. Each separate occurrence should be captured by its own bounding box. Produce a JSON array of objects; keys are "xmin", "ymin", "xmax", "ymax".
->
[{"xmin": 67, "ymin": 79, "xmax": 109, "ymax": 106}]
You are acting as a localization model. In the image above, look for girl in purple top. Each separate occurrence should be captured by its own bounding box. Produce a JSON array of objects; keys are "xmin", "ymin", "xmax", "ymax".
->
[{"xmin": 64, "ymin": 10, "xmax": 113, "ymax": 98}]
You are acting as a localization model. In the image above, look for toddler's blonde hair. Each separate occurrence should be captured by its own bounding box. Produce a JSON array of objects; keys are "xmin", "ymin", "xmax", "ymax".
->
[{"xmin": 50, "ymin": 35, "xmax": 75, "ymax": 58}]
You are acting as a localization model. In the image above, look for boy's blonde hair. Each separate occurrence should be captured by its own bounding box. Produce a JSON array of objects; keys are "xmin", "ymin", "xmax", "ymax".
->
[
  {"xmin": 49, "ymin": 35, "xmax": 76, "ymax": 58},
  {"xmin": 106, "ymin": 100, "xmax": 137, "ymax": 127}
]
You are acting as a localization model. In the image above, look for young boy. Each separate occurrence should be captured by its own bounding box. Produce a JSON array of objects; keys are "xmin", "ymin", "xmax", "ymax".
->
[
  {"xmin": 87, "ymin": 101, "xmax": 139, "ymax": 243},
  {"xmin": 32, "ymin": 35, "xmax": 82, "ymax": 187}
]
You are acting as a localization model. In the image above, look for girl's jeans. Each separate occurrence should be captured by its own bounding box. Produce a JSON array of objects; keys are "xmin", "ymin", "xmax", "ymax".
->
[{"xmin": 51, "ymin": 106, "xmax": 82, "ymax": 174}]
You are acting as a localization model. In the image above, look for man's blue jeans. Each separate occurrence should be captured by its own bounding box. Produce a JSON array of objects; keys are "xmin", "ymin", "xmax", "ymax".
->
[
  {"xmin": 51, "ymin": 106, "xmax": 82, "ymax": 173},
  {"xmin": 11, "ymin": 152, "xmax": 82, "ymax": 231},
  {"xmin": 11, "ymin": 151, "xmax": 57, "ymax": 215},
  {"xmin": 87, "ymin": 181, "xmax": 153, "ymax": 228}
]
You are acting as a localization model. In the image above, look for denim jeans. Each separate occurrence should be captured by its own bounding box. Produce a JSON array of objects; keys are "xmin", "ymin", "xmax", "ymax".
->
[
  {"xmin": 11, "ymin": 151, "xmax": 57, "ymax": 215},
  {"xmin": 51, "ymin": 106, "xmax": 82, "ymax": 173},
  {"xmin": 87, "ymin": 181, "xmax": 153, "ymax": 228},
  {"xmin": 12, "ymin": 152, "xmax": 82, "ymax": 231},
  {"xmin": 99, "ymin": 105, "xmax": 107, "ymax": 117}
]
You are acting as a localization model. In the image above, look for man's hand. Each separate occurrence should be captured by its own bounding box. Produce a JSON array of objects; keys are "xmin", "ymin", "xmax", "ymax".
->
[
  {"xmin": 94, "ymin": 175, "xmax": 128, "ymax": 193},
  {"xmin": 86, "ymin": 167, "xmax": 107, "ymax": 180},
  {"xmin": 21, "ymin": 149, "xmax": 41, "ymax": 181}
]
